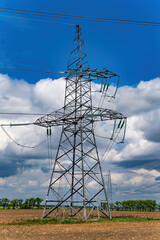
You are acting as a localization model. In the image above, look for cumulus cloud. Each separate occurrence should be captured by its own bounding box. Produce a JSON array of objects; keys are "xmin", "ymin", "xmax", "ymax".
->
[
  {"xmin": 111, "ymin": 77, "xmax": 160, "ymax": 116},
  {"xmin": 33, "ymin": 78, "xmax": 65, "ymax": 112},
  {"xmin": 0, "ymin": 73, "xmax": 160, "ymax": 201},
  {"xmin": 93, "ymin": 77, "xmax": 160, "ymax": 201},
  {"xmin": 0, "ymin": 74, "xmax": 63, "ymax": 181},
  {"xmin": 0, "ymin": 169, "xmax": 50, "ymax": 199}
]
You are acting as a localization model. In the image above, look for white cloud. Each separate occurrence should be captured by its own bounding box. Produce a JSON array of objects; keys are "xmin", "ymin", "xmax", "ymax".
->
[
  {"xmin": 0, "ymin": 177, "xmax": 6, "ymax": 186},
  {"xmin": 33, "ymin": 77, "xmax": 65, "ymax": 112},
  {"xmin": 0, "ymin": 73, "xmax": 160, "ymax": 202},
  {"xmin": 28, "ymin": 180, "xmax": 38, "ymax": 187},
  {"xmin": 111, "ymin": 77, "xmax": 160, "ymax": 116}
]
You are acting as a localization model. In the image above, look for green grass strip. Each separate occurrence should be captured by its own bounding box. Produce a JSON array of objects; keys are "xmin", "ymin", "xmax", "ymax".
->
[{"xmin": 0, "ymin": 217, "xmax": 160, "ymax": 226}]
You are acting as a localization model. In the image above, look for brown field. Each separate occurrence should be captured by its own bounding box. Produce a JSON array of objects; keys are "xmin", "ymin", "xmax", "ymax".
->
[{"xmin": 1, "ymin": 210, "xmax": 160, "ymax": 239}]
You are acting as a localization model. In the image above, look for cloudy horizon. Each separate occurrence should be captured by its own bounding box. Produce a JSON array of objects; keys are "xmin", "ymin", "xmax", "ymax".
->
[{"xmin": 0, "ymin": 73, "xmax": 159, "ymax": 203}]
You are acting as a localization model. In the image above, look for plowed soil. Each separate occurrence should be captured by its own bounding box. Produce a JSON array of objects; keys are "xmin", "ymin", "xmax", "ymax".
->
[{"xmin": 1, "ymin": 210, "xmax": 160, "ymax": 240}]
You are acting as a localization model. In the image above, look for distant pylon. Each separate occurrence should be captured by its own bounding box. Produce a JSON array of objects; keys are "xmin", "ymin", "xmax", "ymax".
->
[
  {"xmin": 35, "ymin": 25, "xmax": 126, "ymax": 220},
  {"xmin": 107, "ymin": 170, "xmax": 113, "ymax": 205}
]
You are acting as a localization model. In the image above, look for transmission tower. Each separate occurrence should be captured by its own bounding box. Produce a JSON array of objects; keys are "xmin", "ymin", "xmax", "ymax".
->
[
  {"xmin": 34, "ymin": 25, "xmax": 126, "ymax": 220},
  {"xmin": 107, "ymin": 170, "xmax": 113, "ymax": 205}
]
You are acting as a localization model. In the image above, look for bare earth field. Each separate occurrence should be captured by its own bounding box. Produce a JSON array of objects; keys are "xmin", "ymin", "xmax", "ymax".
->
[{"xmin": 1, "ymin": 210, "xmax": 160, "ymax": 239}]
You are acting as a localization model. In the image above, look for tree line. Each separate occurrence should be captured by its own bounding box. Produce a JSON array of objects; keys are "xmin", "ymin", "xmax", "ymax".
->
[
  {"xmin": 0, "ymin": 197, "xmax": 43, "ymax": 209},
  {"xmin": 1, "ymin": 198, "xmax": 159, "ymax": 211},
  {"xmin": 108, "ymin": 200, "xmax": 158, "ymax": 211}
]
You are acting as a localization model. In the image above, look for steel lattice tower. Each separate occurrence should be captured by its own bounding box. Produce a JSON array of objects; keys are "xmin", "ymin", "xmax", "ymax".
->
[
  {"xmin": 35, "ymin": 25, "xmax": 126, "ymax": 220},
  {"xmin": 107, "ymin": 170, "xmax": 113, "ymax": 205}
]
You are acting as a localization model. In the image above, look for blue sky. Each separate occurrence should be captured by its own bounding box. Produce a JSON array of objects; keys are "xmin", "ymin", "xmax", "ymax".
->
[
  {"xmin": 0, "ymin": 0, "xmax": 160, "ymax": 204},
  {"xmin": 0, "ymin": 0, "xmax": 159, "ymax": 85}
]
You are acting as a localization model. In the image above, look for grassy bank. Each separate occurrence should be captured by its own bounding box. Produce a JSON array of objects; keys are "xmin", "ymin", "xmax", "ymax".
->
[{"xmin": 1, "ymin": 217, "xmax": 160, "ymax": 226}]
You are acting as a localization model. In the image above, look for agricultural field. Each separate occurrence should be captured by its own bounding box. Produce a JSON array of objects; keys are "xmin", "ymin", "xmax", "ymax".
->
[{"xmin": 1, "ymin": 210, "xmax": 160, "ymax": 239}]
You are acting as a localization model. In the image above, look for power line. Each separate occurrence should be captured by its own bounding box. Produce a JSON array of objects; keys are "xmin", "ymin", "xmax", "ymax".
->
[
  {"xmin": 0, "ymin": 13, "xmax": 75, "ymax": 26},
  {"xmin": 120, "ymin": 182, "xmax": 160, "ymax": 195},
  {"xmin": 95, "ymin": 133, "xmax": 110, "ymax": 140},
  {"xmin": 0, "ymin": 123, "xmax": 33, "ymax": 127},
  {"xmin": 113, "ymin": 162, "xmax": 160, "ymax": 195},
  {"xmin": 0, "ymin": 66, "xmax": 65, "ymax": 74},
  {"xmin": 1, "ymin": 125, "xmax": 47, "ymax": 149},
  {"xmin": 0, "ymin": 7, "xmax": 160, "ymax": 26},
  {"xmin": 114, "ymin": 162, "xmax": 160, "ymax": 185},
  {"xmin": 0, "ymin": 112, "xmax": 47, "ymax": 116},
  {"xmin": 134, "ymin": 182, "xmax": 160, "ymax": 192}
]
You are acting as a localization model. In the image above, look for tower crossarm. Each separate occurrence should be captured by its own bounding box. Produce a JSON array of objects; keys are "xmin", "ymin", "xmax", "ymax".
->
[
  {"xmin": 34, "ymin": 106, "xmax": 126, "ymax": 127},
  {"xmin": 86, "ymin": 107, "xmax": 126, "ymax": 122},
  {"xmin": 34, "ymin": 108, "xmax": 70, "ymax": 127},
  {"xmin": 67, "ymin": 67, "xmax": 119, "ymax": 80}
]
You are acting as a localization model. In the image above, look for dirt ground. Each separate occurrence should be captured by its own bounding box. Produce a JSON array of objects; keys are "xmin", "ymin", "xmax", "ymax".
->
[
  {"xmin": 1, "ymin": 210, "xmax": 160, "ymax": 239},
  {"xmin": 1, "ymin": 209, "xmax": 160, "ymax": 223}
]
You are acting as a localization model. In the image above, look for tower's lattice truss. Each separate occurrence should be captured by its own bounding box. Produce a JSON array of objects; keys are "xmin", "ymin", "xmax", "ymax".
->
[{"xmin": 34, "ymin": 25, "xmax": 126, "ymax": 220}]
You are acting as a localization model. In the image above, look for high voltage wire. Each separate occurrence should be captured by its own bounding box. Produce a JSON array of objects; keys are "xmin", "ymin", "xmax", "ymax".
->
[
  {"xmin": 0, "ymin": 7, "xmax": 160, "ymax": 26},
  {"xmin": 0, "ymin": 123, "xmax": 33, "ymax": 127},
  {"xmin": 120, "ymin": 182, "xmax": 160, "ymax": 195},
  {"xmin": 0, "ymin": 66, "xmax": 65, "ymax": 74},
  {"xmin": 0, "ymin": 13, "xmax": 75, "ymax": 26},
  {"xmin": 113, "ymin": 161, "xmax": 160, "ymax": 185},
  {"xmin": 113, "ymin": 162, "xmax": 160, "ymax": 194},
  {"xmin": 0, "ymin": 112, "xmax": 47, "ymax": 116},
  {"xmin": 1, "ymin": 125, "xmax": 47, "ymax": 149},
  {"xmin": 135, "ymin": 182, "xmax": 160, "ymax": 192}
]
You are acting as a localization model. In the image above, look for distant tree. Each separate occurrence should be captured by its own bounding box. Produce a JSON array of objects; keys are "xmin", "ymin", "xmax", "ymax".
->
[
  {"xmin": 136, "ymin": 200, "xmax": 142, "ymax": 211},
  {"xmin": 113, "ymin": 199, "xmax": 157, "ymax": 212},
  {"xmin": 157, "ymin": 203, "xmax": 160, "ymax": 211},
  {"xmin": 128, "ymin": 200, "xmax": 134, "ymax": 211},
  {"xmin": 122, "ymin": 201, "xmax": 129, "ymax": 210},
  {"xmin": 10, "ymin": 199, "xmax": 19, "ymax": 209},
  {"xmin": 1, "ymin": 198, "xmax": 10, "ymax": 209},
  {"xmin": 22, "ymin": 199, "xmax": 30, "ymax": 209},
  {"xmin": 101, "ymin": 201, "xmax": 107, "ymax": 210},
  {"xmin": 17, "ymin": 199, "xmax": 23, "ymax": 209},
  {"xmin": 109, "ymin": 203, "xmax": 114, "ymax": 211},
  {"xmin": 115, "ymin": 201, "xmax": 121, "ymax": 211},
  {"xmin": 145, "ymin": 200, "xmax": 156, "ymax": 212},
  {"xmin": 35, "ymin": 197, "xmax": 43, "ymax": 209},
  {"xmin": 28, "ymin": 198, "xmax": 36, "ymax": 209}
]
